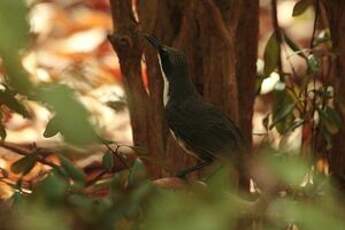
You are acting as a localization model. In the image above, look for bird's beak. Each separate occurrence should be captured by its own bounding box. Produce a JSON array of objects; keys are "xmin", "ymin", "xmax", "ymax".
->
[{"xmin": 144, "ymin": 34, "xmax": 161, "ymax": 50}]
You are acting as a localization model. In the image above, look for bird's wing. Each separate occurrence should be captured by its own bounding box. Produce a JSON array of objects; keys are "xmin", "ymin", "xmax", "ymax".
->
[{"xmin": 166, "ymin": 100, "xmax": 247, "ymax": 160}]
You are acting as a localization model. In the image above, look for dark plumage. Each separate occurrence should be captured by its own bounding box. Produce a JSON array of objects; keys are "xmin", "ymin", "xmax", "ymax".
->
[
  {"xmin": 166, "ymin": 98, "xmax": 246, "ymax": 162},
  {"xmin": 145, "ymin": 34, "xmax": 247, "ymax": 177}
]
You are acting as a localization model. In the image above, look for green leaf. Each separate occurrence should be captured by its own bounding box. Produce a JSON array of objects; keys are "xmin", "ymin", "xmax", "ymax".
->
[
  {"xmin": 102, "ymin": 151, "xmax": 114, "ymax": 171},
  {"xmin": 0, "ymin": 1, "xmax": 32, "ymax": 94},
  {"xmin": 270, "ymin": 103, "xmax": 295, "ymax": 128},
  {"xmin": 11, "ymin": 154, "xmax": 38, "ymax": 175},
  {"xmin": 35, "ymin": 171, "xmax": 68, "ymax": 202},
  {"xmin": 128, "ymin": 159, "xmax": 147, "ymax": 186},
  {"xmin": 292, "ymin": 0, "xmax": 312, "ymax": 17},
  {"xmin": 264, "ymin": 32, "xmax": 280, "ymax": 76},
  {"xmin": 59, "ymin": 155, "xmax": 86, "ymax": 184},
  {"xmin": 43, "ymin": 115, "xmax": 60, "ymax": 138},
  {"xmin": 111, "ymin": 169, "xmax": 130, "ymax": 190},
  {"xmin": 0, "ymin": 0, "xmax": 29, "ymax": 53},
  {"xmin": 318, "ymin": 107, "xmax": 342, "ymax": 135},
  {"xmin": 38, "ymin": 84, "xmax": 99, "ymax": 146},
  {"xmin": 265, "ymin": 155, "xmax": 308, "ymax": 185},
  {"xmin": 67, "ymin": 194, "xmax": 94, "ymax": 210},
  {"xmin": 0, "ymin": 89, "xmax": 30, "ymax": 118},
  {"xmin": 270, "ymin": 90, "xmax": 296, "ymax": 134}
]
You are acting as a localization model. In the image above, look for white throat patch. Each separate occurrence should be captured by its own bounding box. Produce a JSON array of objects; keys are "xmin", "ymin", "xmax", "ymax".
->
[{"xmin": 158, "ymin": 55, "xmax": 170, "ymax": 106}]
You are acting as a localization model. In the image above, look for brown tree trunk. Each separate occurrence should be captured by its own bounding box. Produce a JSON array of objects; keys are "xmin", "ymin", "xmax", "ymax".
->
[
  {"xmin": 324, "ymin": 1, "xmax": 345, "ymax": 190},
  {"xmin": 108, "ymin": 0, "xmax": 258, "ymax": 179}
]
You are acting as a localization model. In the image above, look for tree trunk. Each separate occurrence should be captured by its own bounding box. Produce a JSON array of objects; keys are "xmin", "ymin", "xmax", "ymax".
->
[
  {"xmin": 108, "ymin": 0, "xmax": 258, "ymax": 179},
  {"xmin": 324, "ymin": 1, "xmax": 345, "ymax": 190}
]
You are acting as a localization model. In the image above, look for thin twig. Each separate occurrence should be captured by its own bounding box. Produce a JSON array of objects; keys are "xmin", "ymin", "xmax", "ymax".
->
[
  {"xmin": 271, "ymin": 0, "xmax": 283, "ymax": 77},
  {"xmin": 102, "ymin": 141, "xmax": 129, "ymax": 169},
  {"xmin": 0, "ymin": 178, "xmax": 32, "ymax": 195},
  {"xmin": 311, "ymin": 0, "xmax": 321, "ymax": 155},
  {"xmin": 0, "ymin": 142, "xmax": 59, "ymax": 169}
]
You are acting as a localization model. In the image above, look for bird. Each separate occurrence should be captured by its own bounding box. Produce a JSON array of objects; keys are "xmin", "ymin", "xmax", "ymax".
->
[{"xmin": 144, "ymin": 34, "xmax": 248, "ymax": 178}]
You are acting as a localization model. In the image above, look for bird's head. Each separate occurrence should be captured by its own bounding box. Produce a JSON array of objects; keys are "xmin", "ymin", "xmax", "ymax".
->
[{"xmin": 144, "ymin": 34, "xmax": 187, "ymax": 81}]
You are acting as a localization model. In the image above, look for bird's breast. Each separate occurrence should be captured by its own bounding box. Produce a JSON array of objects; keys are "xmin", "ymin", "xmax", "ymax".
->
[
  {"xmin": 157, "ymin": 54, "xmax": 170, "ymax": 107},
  {"xmin": 169, "ymin": 129, "xmax": 202, "ymax": 160}
]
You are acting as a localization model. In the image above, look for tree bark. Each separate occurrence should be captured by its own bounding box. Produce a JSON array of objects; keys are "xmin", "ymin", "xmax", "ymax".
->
[
  {"xmin": 108, "ymin": 0, "xmax": 258, "ymax": 179},
  {"xmin": 324, "ymin": 1, "xmax": 345, "ymax": 190},
  {"xmin": 108, "ymin": 0, "xmax": 162, "ymax": 177}
]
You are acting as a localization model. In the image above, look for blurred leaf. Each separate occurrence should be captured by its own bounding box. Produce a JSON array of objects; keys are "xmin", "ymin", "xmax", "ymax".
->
[
  {"xmin": 128, "ymin": 159, "xmax": 147, "ymax": 186},
  {"xmin": 0, "ymin": 88, "xmax": 30, "ymax": 117},
  {"xmin": 43, "ymin": 115, "xmax": 60, "ymax": 138},
  {"xmin": 264, "ymin": 32, "xmax": 280, "ymax": 76},
  {"xmin": 38, "ymin": 84, "xmax": 99, "ymax": 146},
  {"xmin": 206, "ymin": 166, "xmax": 232, "ymax": 193},
  {"xmin": 16, "ymin": 203, "xmax": 69, "ymax": 230},
  {"xmin": 116, "ymin": 218, "xmax": 135, "ymax": 230},
  {"xmin": 307, "ymin": 54, "xmax": 320, "ymax": 73},
  {"xmin": 35, "ymin": 171, "xmax": 68, "ymax": 202},
  {"xmin": 111, "ymin": 169, "xmax": 130, "ymax": 191},
  {"xmin": 0, "ymin": 1, "xmax": 32, "ymax": 94},
  {"xmin": 102, "ymin": 151, "xmax": 114, "ymax": 171},
  {"xmin": 318, "ymin": 107, "xmax": 342, "ymax": 135},
  {"xmin": 67, "ymin": 194, "xmax": 94, "ymax": 210},
  {"xmin": 265, "ymin": 154, "xmax": 308, "ymax": 185},
  {"xmin": 131, "ymin": 182, "xmax": 152, "ymax": 204},
  {"xmin": 270, "ymin": 198, "xmax": 345, "ymax": 230},
  {"xmin": 283, "ymin": 32, "xmax": 307, "ymax": 59},
  {"xmin": 11, "ymin": 153, "xmax": 38, "ymax": 175},
  {"xmin": 0, "ymin": 0, "xmax": 29, "ymax": 53},
  {"xmin": 292, "ymin": 0, "xmax": 312, "ymax": 17},
  {"xmin": 59, "ymin": 155, "xmax": 86, "ymax": 184},
  {"xmin": 143, "ymin": 189, "xmax": 236, "ymax": 230}
]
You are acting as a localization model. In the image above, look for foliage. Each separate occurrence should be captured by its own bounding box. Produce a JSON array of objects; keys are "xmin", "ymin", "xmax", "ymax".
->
[
  {"xmin": 4, "ymin": 155, "xmax": 345, "ymax": 230},
  {"xmin": 262, "ymin": 0, "xmax": 340, "ymax": 149}
]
